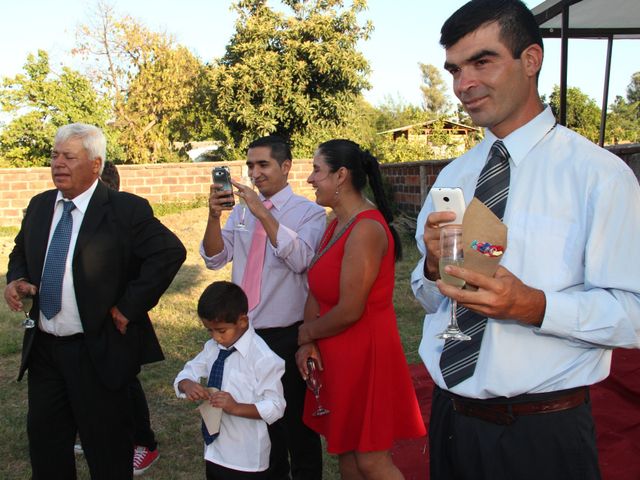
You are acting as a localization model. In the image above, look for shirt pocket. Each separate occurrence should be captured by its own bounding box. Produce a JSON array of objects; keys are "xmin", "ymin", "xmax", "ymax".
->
[{"xmin": 508, "ymin": 212, "xmax": 585, "ymax": 290}]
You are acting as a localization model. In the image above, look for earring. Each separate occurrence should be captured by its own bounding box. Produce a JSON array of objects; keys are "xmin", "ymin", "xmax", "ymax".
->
[{"xmin": 334, "ymin": 187, "xmax": 339, "ymax": 198}]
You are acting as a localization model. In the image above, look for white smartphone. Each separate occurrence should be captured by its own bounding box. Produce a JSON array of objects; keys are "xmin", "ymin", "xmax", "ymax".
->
[{"xmin": 430, "ymin": 187, "xmax": 466, "ymax": 225}]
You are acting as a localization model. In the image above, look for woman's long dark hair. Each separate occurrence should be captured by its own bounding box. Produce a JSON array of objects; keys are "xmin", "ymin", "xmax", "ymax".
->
[{"xmin": 317, "ymin": 139, "xmax": 402, "ymax": 261}]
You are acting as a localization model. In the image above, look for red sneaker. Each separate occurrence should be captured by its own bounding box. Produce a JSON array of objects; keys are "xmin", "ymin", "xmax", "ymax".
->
[{"xmin": 133, "ymin": 446, "xmax": 159, "ymax": 476}]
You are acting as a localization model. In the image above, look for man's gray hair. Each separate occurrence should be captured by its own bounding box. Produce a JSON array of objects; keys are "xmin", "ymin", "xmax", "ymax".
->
[{"xmin": 55, "ymin": 123, "xmax": 107, "ymax": 174}]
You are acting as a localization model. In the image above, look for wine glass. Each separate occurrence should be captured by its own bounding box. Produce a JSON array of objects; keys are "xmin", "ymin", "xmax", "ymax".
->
[
  {"xmin": 436, "ymin": 225, "xmax": 471, "ymax": 341},
  {"xmin": 235, "ymin": 175, "xmax": 252, "ymax": 230},
  {"xmin": 21, "ymin": 294, "xmax": 35, "ymax": 329},
  {"xmin": 306, "ymin": 358, "xmax": 329, "ymax": 416}
]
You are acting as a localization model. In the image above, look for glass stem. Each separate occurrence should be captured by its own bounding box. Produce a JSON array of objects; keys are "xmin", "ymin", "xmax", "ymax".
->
[{"xmin": 450, "ymin": 299, "xmax": 460, "ymax": 330}]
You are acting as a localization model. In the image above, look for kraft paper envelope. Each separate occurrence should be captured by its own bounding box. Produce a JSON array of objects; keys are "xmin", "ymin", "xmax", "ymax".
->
[
  {"xmin": 461, "ymin": 198, "xmax": 508, "ymax": 291},
  {"xmin": 197, "ymin": 387, "xmax": 222, "ymax": 434}
]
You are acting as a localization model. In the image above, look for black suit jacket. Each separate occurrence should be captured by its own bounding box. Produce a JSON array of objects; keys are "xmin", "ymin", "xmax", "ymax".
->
[{"xmin": 7, "ymin": 181, "xmax": 186, "ymax": 390}]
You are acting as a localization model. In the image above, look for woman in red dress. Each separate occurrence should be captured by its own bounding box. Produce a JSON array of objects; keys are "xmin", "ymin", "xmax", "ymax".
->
[{"xmin": 296, "ymin": 139, "xmax": 426, "ymax": 479}]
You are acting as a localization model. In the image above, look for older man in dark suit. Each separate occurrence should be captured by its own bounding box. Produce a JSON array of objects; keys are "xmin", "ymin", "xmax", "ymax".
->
[{"xmin": 4, "ymin": 123, "xmax": 186, "ymax": 479}]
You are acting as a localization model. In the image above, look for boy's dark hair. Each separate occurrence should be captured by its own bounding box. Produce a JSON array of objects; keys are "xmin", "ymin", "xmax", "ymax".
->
[
  {"xmin": 440, "ymin": 0, "xmax": 543, "ymax": 58},
  {"xmin": 198, "ymin": 281, "xmax": 248, "ymax": 324},
  {"xmin": 100, "ymin": 160, "xmax": 120, "ymax": 191},
  {"xmin": 247, "ymin": 136, "xmax": 292, "ymax": 166}
]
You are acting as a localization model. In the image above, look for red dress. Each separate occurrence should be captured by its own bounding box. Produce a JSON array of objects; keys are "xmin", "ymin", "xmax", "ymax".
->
[{"xmin": 304, "ymin": 209, "xmax": 426, "ymax": 454}]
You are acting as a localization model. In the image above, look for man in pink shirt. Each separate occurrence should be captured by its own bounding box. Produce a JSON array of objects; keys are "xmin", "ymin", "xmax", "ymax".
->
[{"xmin": 201, "ymin": 136, "xmax": 326, "ymax": 480}]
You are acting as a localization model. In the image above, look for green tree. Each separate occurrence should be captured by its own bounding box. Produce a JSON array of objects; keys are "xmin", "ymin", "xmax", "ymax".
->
[
  {"xmin": 606, "ymin": 94, "xmax": 640, "ymax": 144},
  {"xmin": 626, "ymin": 71, "xmax": 640, "ymax": 104},
  {"xmin": 74, "ymin": 2, "xmax": 206, "ymax": 163},
  {"xmin": 549, "ymin": 85, "xmax": 601, "ymax": 142},
  {"xmin": 209, "ymin": 0, "xmax": 372, "ymax": 158},
  {"xmin": 419, "ymin": 63, "xmax": 450, "ymax": 116},
  {"xmin": 372, "ymin": 94, "xmax": 429, "ymax": 132},
  {"xmin": 0, "ymin": 50, "xmax": 111, "ymax": 167}
]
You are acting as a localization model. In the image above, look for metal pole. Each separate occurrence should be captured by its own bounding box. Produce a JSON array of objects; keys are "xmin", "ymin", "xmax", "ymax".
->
[
  {"xmin": 559, "ymin": 2, "xmax": 570, "ymax": 126},
  {"xmin": 599, "ymin": 36, "xmax": 613, "ymax": 147}
]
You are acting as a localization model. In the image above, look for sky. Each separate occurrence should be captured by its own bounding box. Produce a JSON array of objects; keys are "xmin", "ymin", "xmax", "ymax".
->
[{"xmin": 0, "ymin": 0, "xmax": 638, "ymax": 113}]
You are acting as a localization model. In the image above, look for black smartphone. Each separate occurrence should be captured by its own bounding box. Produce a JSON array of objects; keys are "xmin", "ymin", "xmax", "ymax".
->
[{"xmin": 212, "ymin": 166, "xmax": 235, "ymax": 207}]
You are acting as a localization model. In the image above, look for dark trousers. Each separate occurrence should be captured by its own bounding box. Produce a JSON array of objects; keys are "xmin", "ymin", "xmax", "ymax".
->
[
  {"xmin": 206, "ymin": 460, "xmax": 269, "ymax": 479},
  {"xmin": 256, "ymin": 323, "xmax": 322, "ymax": 480},
  {"xmin": 130, "ymin": 376, "xmax": 157, "ymax": 450},
  {"xmin": 27, "ymin": 331, "xmax": 134, "ymax": 480},
  {"xmin": 429, "ymin": 385, "xmax": 601, "ymax": 480}
]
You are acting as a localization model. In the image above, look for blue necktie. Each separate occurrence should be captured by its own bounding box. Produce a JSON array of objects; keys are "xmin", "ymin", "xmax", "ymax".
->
[
  {"xmin": 439, "ymin": 140, "xmax": 510, "ymax": 388},
  {"xmin": 39, "ymin": 201, "xmax": 76, "ymax": 320},
  {"xmin": 202, "ymin": 347, "xmax": 236, "ymax": 445}
]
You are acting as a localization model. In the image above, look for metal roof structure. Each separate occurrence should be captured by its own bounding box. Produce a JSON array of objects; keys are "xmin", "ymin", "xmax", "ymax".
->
[{"xmin": 532, "ymin": 0, "xmax": 640, "ymax": 145}]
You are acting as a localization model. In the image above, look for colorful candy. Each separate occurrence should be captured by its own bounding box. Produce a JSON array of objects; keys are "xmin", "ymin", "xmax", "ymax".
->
[{"xmin": 470, "ymin": 240, "xmax": 504, "ymax": 257}]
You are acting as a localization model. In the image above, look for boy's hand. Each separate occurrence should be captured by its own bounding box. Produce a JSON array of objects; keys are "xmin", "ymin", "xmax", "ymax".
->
[
  {"xmin": 178, "ymin": 379, "xmax": 210, "ymax": 402},
  {"xmin": 210, "ymin": 391, "xmax": 238, "ymax": 414}
]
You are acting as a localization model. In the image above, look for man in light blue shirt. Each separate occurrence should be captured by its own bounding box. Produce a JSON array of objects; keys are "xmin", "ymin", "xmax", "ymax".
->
[{"xmin": 412, "ymin": 1, "xmax": 640, "ymax": 479}]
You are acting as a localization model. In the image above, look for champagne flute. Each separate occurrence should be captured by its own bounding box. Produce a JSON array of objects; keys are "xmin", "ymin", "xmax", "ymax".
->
[
  {"xmin": 21, "ymin": 294, "xmax": 35, "ymax": 329},
  {"xmin": 306, "ymin": 358, "xmax": 329, "ymax": 416},
  {"xmin": 436, "ymin": 225, "xmax": 471, "ymax": 341},
  {"xmin": 235, "ymin": 175, "xmax": 252, "ymax": 230}
]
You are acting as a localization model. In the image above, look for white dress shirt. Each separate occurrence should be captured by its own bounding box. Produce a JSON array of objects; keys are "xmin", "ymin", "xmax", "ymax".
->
[
  {"xmin": 38, "ymin": 179, "xmax": 99, "ymax": 336},
  {"xmin": 201, "ymin": 184, "xmax": 326, "ymax": 329},
  {"xmin": 174, "ymin": 326, "xmax": 286, "ymax": 472},
  {"xmin": 412, "ymin": 107, "xmax": 640, "ymax": 399}
]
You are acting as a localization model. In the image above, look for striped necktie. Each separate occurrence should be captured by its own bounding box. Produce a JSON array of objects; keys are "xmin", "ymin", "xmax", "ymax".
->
[
  {"xmin": 39, "ymin": 200, "xmax": 76, "ymax": 320},
  {"xmin": 439, "ymin": 140, "xmax": 510, "ymax": 388}
]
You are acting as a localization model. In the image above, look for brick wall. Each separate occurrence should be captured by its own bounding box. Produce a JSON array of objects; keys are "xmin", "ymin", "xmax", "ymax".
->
[
  {"xmin": 0, "ymin": 160, "xmax": 317, "ymax": 227},
  {"xmin": 1, "ymin": 143, "xmax": 637, "ymax": 228},
  {"xmin": 381, "ymin": 160, "xmax": 449, "ymax": 216}
]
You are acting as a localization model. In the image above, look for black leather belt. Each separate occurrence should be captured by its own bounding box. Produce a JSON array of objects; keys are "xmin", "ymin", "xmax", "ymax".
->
[
  {"xmin": 446, "ymin": 386, "xmax": 589, "ymax": 425},
  {"xmin": 38, "ymin": 330, "xmax": 84, "ymax": 342}
]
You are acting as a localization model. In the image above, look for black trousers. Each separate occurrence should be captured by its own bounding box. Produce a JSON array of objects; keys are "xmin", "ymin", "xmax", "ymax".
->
[
  {"xmin": 27, "ymin": 331, "xmax": 134, "ymax": 480},
  {"xmin": 130, "ymin": 376, "xmax": 157, "ymax": 450},
  {"xmin": 206, "ymin": 460, "xmax": 269, "ymax": 479},
  {"xmin": 256, "ymin": 323, "xmax": 322, "ymax": 480},
  {"xmin": 429, "ymin": 385, "xmax": 602, "ymax": 480}
]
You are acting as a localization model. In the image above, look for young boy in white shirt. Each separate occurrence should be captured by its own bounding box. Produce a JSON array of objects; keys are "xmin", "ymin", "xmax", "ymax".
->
[{"xmin": 174, "ymin": 281, "xmax": 286, "ymax": 479}]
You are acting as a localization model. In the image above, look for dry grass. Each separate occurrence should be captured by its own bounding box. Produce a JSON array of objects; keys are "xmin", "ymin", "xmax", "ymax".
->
[{"xmin": 0, "ymin": 206, "xmax": 425, "ymax": 480}]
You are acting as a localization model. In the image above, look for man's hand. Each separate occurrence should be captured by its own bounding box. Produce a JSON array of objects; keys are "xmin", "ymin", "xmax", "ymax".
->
[
  {"xmin": 437, "ymin": 265, "xmax": 546, "ymax": 326},
  {"xmin": 4, "ymin": 279, "xmax": 37, "ymax": 312},
  {"xmin": 178, "ymin": 379, "xmax": 210, "ymax": 401},
  {"xmin": 110, "ymin": 306, "xmax": 130, "ymax": 335},
  {"xmin": 208, "ymin": 183, "xmax": 235, "ymax": 219},
  {"xmin": 231, "ymin": 179, "xmax": 269, "ymax": 220},
  {"xmin": 423, "ymin": 211, "xmax": 457, "ymax": 280}
]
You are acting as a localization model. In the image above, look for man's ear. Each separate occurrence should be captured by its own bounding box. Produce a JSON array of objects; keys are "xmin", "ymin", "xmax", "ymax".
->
[
  {"xmin": 281, "ymin": 159, "xmax": 292, "ymax": 176},
  {"xmin": 93, "ymin": 157, "xmax": 103, "ymax": 175},
  {"xmin": 521, "ymin": 43, "xmax": 543, "ymax": 79}
]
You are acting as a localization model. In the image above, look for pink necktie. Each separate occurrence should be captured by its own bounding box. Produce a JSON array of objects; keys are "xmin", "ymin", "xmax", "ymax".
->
[{"xmin": 241, "ymin": 199, "xmax": 273, "ymax": 311}]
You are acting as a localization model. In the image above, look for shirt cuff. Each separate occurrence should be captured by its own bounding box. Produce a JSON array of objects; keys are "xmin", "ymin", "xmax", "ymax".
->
[{"xmin": 537, "ymin": 291, "xmax": 578, "ymax": 336}]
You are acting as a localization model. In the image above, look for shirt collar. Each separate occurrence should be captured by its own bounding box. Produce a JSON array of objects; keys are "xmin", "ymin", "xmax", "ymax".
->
[
  {"xmin": 483, "ymin": 106, "xmax": 556, "ymax": 167},
  {"xmin": 259, "ymin": 184, "xmax": 293, "ymax": 211},
  {"xmin": 56, "ymin": 178, "xmax": 100, "ymax": 215},
  {"xmin": 222, "ymin": 325, "xmax": 256, "ymax": 358}
]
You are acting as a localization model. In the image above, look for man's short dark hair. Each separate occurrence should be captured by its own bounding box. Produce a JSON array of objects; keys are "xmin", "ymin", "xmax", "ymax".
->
[
  {"xmin": 247, "ymin": 135, "xmax": 292, "ymax": 166},
  {"xmin": 440, "ymin": 0, "xmax": 543, "ymax": 58},
  {"xmin": 198, "ymin": 281, "xmax": 248, "ymax": 324}
]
